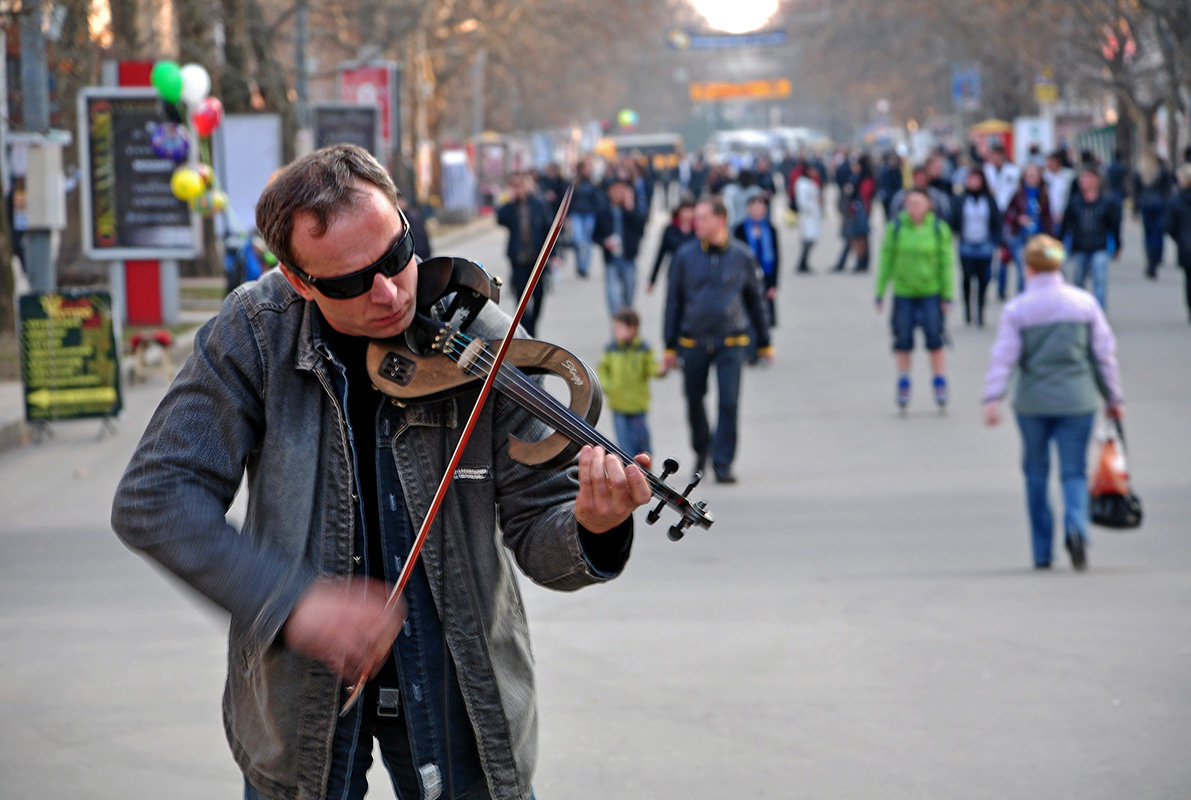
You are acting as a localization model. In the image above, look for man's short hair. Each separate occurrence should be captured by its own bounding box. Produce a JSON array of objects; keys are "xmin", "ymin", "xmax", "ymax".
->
[
  {"xmin": 698, "ymin": 197, "xmax": 728, "ymax": 219},
  {"xmin": 255, "ymin": 144, "xmax": 399, "ymax": 270},
  {"xmin": 612, "ymin": 306, "xmax": 639, "ymax": 328}
]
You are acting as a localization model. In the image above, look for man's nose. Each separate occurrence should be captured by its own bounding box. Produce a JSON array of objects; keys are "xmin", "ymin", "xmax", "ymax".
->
[{"xmin": 370, "ymin": 271, "xmax": 399, "ymax": 303}]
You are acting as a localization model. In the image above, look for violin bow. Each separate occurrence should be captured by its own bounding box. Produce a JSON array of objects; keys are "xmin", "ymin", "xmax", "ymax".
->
[{"xmin": 341, "ymin": 184, "xmax": 574, "ymax": 715}]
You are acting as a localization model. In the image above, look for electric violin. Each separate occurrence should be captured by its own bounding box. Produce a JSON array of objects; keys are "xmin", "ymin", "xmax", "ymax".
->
[{"xmin": 366, "ymin": 254, "xmax": 715, "ymax": 537}]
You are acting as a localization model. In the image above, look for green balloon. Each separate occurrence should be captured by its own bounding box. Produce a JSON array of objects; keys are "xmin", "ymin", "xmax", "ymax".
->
[{"xmin": 151, "ymin": 61, "xmax": 183, "ymax": 105}]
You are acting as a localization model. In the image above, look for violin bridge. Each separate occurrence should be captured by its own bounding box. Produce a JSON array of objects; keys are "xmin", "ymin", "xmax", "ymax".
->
[{"xmin": 456, "ymin": 337, "xmax": 487, "ymax": 375}]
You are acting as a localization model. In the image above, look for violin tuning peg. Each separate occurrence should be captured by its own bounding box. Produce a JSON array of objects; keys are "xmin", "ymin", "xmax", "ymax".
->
[
  {"xmin": 646, "ymin": 499, "xmax": 665, "ymax": 525},
  {"xmin": 658, "ymin": 458, "xmax": 678, "ymax": 482},
  {"xmin": 667, "ymin": 524, "xmax": 685, "ymax": 542},
  {"xmin": 684, "ymin": 471, "xmax": 703, "ymax": 494}
]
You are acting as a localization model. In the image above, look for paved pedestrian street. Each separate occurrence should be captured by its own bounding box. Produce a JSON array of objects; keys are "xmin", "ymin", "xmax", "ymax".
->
[{"xmin": 1, "ymin": 205, "xmax": 1188, "ymax": 799}]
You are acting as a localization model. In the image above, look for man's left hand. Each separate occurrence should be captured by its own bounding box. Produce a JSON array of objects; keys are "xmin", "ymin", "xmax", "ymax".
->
[{"xmin": 574, "ymin": 446, "xmax": 652, "ymax": 533}]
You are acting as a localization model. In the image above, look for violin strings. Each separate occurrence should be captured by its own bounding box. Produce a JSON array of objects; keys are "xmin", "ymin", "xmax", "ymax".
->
[{"xmin": 442, "ymin": 331, "xmax": 684, "ymax": 503}]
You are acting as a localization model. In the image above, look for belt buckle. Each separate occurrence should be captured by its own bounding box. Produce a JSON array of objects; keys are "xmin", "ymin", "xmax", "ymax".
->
[{"xmin": 377, "ymin": 687, "xmax": 401, "ymax": 718}]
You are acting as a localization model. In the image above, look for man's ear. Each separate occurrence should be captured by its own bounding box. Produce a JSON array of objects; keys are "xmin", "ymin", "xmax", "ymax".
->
[{"xmin": 280, "ymin": 265, "xmax": 317, "ymax": 302}]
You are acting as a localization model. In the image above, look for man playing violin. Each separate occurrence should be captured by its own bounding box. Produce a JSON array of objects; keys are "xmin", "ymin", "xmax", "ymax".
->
[{"xmin": 112, "ymin": 144, "xmax": 652, "ymax": 800}]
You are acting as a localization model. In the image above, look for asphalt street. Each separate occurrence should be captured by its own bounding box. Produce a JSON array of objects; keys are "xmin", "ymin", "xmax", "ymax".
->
[{"xmin": 1, "ymin": 196, "xmax": 1188, "ymax": 799}]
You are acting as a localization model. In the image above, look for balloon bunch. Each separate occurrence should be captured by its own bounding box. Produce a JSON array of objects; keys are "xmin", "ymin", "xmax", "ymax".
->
[{"xmin": 151, "ymin": 60, "xmax": 228, "ymax": 217}]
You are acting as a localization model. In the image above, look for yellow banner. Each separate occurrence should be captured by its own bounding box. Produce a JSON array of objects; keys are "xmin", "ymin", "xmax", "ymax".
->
[{"xmin": 689, "ymin": 79, "xmax": 792, "ymax": 102}]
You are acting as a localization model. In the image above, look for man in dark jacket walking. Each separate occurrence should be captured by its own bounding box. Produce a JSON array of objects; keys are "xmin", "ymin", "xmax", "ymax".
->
[
  {"xmin": 1059, "ymin": 167, "xmax": 1122, "ymax": 310},
  {"xmin": 497, "ymin": 172, "xmax": 551, "ymax": 336},
  {"xmin": 663, "ymin": 197, "xmax": 774, "ymax": 484},
  {"xmin": 594, "ymin": 179, "xmax": 647, "ymax": 318}
]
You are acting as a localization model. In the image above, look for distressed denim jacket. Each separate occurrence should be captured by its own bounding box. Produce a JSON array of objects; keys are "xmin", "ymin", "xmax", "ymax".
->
[{"xmin": 111, "ymin": 270, "xmax": 632, "ymax": 800}]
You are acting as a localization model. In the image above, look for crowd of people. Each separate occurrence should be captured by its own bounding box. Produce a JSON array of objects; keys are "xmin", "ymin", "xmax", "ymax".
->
[{"xmin": 494, "ymin": 137, "xmax": 1191, "ymax": 573}]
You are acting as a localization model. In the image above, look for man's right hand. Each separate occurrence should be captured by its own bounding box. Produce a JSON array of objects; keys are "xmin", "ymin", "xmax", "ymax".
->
[{"xmin": 283, "ymin": 577, "xmax": 407, "ymax": 683}]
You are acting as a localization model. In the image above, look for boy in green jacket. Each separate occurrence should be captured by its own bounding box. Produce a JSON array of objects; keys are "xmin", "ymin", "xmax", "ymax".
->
[
  {"xmin": 875, "ymin": 188, "xmax": 955, "ymax": 411},
  {"xmin": 598, "ymin": 307, "xmax": 665, "ymax": 456}
]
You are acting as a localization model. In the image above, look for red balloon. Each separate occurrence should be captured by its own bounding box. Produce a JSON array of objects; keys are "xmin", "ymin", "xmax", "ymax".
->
[{"xmin": 191, "ymin": 97, "xmax": 224, "ymax": 138}]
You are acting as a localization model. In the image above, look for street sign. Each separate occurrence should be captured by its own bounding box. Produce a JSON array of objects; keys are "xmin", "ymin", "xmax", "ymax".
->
[
  {"xmin": 311, "ymin": 103, "xmax": 380, "ymax": 159},
  {"xmin": 688, "ymin": 79, "xmax": 792, "ymax": 102},
  {"xmin": 1034, "ymin": 65, "xmax": 1058, "ymax": 104},
  {"xmin": 951, "ymin": 64, "xmax": 983, "ymax": 112},
  {"xmin": 77, "ymin": 88, "xmax": 201, "ymax": 260},
  {"xmin": 338, "ymin": 62, "xmax": 401, "ymax": 157},
  {"xmin": 19, "ymin": 291, "xmax": 123, "ymax": 423},
  {"xmin": 666, "ymin": 28, "xmax": 787, "ymax": 49}
]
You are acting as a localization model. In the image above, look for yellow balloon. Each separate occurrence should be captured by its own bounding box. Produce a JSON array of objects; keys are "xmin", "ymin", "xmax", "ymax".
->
[{"xmin": 171, "ymin": 167, "xmax": 204, "ymax": 202}]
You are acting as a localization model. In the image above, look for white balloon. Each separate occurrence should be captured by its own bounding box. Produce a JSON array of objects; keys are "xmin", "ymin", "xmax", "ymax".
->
[{"xmin": 179, "ymin": 64, "xmax": 211, "ymax": 106}]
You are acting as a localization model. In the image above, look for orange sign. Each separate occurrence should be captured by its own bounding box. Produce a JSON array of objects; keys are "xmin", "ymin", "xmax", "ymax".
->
[{"xmin": 688, "ymin": 79, "xmax": 792, "ymax": 102}]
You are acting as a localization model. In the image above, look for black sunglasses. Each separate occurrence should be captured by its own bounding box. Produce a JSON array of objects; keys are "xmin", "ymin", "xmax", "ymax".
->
[{"xmin": 290, "ymin": 208, "xmax": 415, "ymax": 299}]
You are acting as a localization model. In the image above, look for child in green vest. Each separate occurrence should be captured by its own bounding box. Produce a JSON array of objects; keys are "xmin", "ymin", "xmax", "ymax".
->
[{"xmin": 597, "ymin": 307, "xmax": 664, "ymax": 456}]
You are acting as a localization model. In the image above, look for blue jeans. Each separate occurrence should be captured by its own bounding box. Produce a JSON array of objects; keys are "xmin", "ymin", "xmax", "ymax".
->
[
  {"xmin": 1015, "ymin": 413, "xmax": 1095, "ymax": 567},
  {"xmin": 1005, "ymin": 233, "xmax": 1029, "ymax": 295},
  {"xmin": 679, "ymin": 341, "xmax": 746, "ymax": 473},
  {"xmin": 243, "ymin": 691, "xmax": 493, "ymax": 800},
  {"xmin": 604, "ymin": 256, "xmax": 637, "ymax": 317},
  {"xmin": 1066, "ymin": 250, "xmax": 1109, "ymax": 310},
  {"xmin": 613, "ymin": 411, "xmax": 651, "ymax": 457},
  {"xmin": 570, "ymin": 212, "xmax": 596, "ymax": 276}
]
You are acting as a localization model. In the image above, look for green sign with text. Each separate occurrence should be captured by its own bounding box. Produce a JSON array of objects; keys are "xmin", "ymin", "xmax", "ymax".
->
[{"xmin": 19, "ymin": 291, "xmax": 123, "ymax": 422}]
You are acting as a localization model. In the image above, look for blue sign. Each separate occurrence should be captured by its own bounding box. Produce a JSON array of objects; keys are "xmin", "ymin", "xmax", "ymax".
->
[
  {"xmin": 666, "ymin": 28, "xmax": 787, "ymax": 50},
  {"xmin": 951, "ymin": 64, "xmax": 982, "ymax": 111}
]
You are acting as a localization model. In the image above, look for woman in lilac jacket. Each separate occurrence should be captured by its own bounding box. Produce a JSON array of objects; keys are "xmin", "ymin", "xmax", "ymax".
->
[{"xmin": 982, "ymin": 234, "xmax": 1124, "ymax": 571}]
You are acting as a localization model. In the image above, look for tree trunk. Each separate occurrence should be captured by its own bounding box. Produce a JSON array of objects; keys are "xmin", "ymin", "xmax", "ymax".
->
[
  {"xmin": 221, "ymin": 0, "xmax": 254, "ymax": 114},
  {"xmin": 247, "ymin": 0, "xmax": 297, "ymax": 163},
  {"xmin": 107, "ymin": 0, "xmax": 143, "ymax": 60}
]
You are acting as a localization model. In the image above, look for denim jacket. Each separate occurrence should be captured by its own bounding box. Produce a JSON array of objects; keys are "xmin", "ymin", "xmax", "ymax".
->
[{"xmin": 111, "ymin": 269, "xmax": 632, "ymax": 800}]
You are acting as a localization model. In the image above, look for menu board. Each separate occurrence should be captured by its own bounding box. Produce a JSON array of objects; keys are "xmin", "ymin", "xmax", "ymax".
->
[
  {"xmin": 19, "ymin": 291, "xmax": 123, "ymax": 423},
  {"xmin": 78, "ymin": 88, "xmax": 199, "ymax": 259}
]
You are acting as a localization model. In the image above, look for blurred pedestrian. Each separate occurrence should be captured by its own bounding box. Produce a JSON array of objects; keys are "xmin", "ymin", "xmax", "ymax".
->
[
  {"xmin": 663, "ymin": 197, "xmax": 774, "ymax": 483},
  {"xmin": 834, "ymin": 156, "xmax": 875, "ymax": 273},
  {"xmin": 597, "ymin": 306, "xmax": 664, "ymax": 457},
  {"xmin": 647, "ymin": 196, "xmax": 697, "ymax": 293},
  {"xmin": 983, "ymin": 234, "xmax": 1124, "ymax": 571},
  {"xmin": 734, "ymin": 194, "xmax": 780, "ymax": 333},
  {"xmin": 1132, "ymin": 151, "xmax": 1174, "ymax": 279},
  {"xmin": 396, "ymin": 190, "xmax": 432, "ymax": 261},
  {"xmin": 951, "ymin": 169, "xmax": 1002, "ymax": 327},
  {"xmin": 875, "ymin": 188, "xmax": 955, "ymax": 411},
  {"xmin": 1105, "ymin": 148, "xmax": 1130, "ymax": 204},
  {"xmin": 569, "ymin": 160, "xmax": 602, "ymax": 278},
  {"xmin": 1044, "ymin": 150, "xmax": 1076, "ymax": 233},
  {"xmin": 1005, "ymin": 164, "xmax": 1054, "ymax": 297},
  {"xmin": 890, "ymin": 165, "xmax": 952, "ymax": 222},
  {"xmin": 1059, "ymin": 167, "xmax": 1122, "ymax": 310},
  {"xmin": 594, "ymin": 179, "xmax": 646, "ymax": 318},
  {"xmin": 497, "ymin": 172, "xmax": 551, "ymax": 336},
  {"xmin": 878, "ymin": 151, "xmax": 905, "ymax": 222},
  {"xmin": 982, "ymin": 142, "xmax": 1021, "ymax": 299},
  {"xmin": 539, "ymin": 162, "xmax": 568, "ymax": 217},
  {"xmin": 1165, "ymin": 163, "xmax": 1191, "ymax": 323},
  {"xmin": 794, "ymin": 165, "xmax": 823, "ymax": 273}
]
